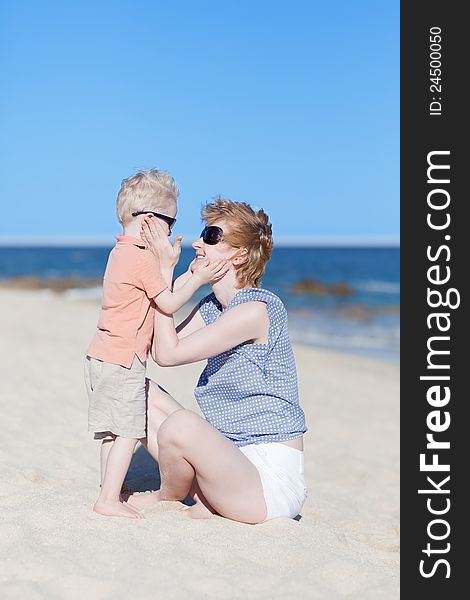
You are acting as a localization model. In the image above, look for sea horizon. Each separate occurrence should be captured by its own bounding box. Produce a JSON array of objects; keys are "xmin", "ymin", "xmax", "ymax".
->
[{"xmin": 0, "ymin": 234, "xmax": 400, "ymax": 248}]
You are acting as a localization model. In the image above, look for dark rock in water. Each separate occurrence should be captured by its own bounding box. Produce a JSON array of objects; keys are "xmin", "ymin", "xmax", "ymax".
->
[
  {"xmin": 339, "ymin": 305, "xmax": 371, "ymax": 321},
  {"xmin": 381, "ymin": 305, "xmax": 400, "ymax": 314},
  {"xmin": 0, "ymin": 276, "xmax": 102, "ymax": 292},
  {"xmin": 291, "ymin": 278, "xmax": 353, "ymax": 296},
  {"xmin": 338, "ymin": 304, "xmax": 400, "ymax": 321},
  {"xmin": 291, "ymin": 279, "xmax": 328, "ymax": 295},
  {"xmin": 328, "ymin": 282, "xmax": 353, "ymax": 297}
]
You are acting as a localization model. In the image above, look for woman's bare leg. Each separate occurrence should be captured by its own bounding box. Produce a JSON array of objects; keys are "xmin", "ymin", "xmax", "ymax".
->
[
  {"xmin": 185, "ymin": 478, "xmax": 217, "ymax": 518},
  {"xmin": 129, "ymin": 379, "xmax": 190, "ymax": 508},
  {"xmin": 131, "ymin": 410, "xmax": 267, "ymax": 524},
  {"xmin": 147, "ymin": 382, "xmax": 217, "ymax": 515},
  {"xmin": 130, "ymin": 383, "xmax": 214, "ymax": 514},
  {"xmin": 139, "ymin": 378, "xmax": 185, "ymax": 461}
]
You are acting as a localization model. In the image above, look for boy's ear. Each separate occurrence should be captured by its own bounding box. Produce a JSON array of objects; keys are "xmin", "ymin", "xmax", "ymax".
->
[{"xmin": 230, "ymin": 248, "xmax": 248, "ymax": 265}]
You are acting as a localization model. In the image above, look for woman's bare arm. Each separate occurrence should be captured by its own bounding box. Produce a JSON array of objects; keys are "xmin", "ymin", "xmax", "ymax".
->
[{"xmin": 152, "ymin": 301, "xmax": 269, "ymax": 366}]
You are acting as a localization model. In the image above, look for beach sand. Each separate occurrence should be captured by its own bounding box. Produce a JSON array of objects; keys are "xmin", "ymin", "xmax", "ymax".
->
[{"xmin": 0, "ymin": 289, "xmax": 399, "ymax": 599}]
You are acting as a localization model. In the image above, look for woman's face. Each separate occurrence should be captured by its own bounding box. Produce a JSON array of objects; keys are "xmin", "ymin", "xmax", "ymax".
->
[{"xmin": 192, "ymin": 220, "xmax": 238, "ymax": 263}]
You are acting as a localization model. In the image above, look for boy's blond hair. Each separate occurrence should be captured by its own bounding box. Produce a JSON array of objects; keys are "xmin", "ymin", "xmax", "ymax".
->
[
  {"xmin": 116, "ymin": 169, "xmax": 179, "ymax": 226},
  {"xmin": 202, "ymin": 197, "xmax": 273, "ymax": 288}
]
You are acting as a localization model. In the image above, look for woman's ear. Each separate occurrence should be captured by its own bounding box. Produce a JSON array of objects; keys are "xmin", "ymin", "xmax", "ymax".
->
[{"xmin": 230, "ymin": 248, "xmax": 248, "ymax": 265}]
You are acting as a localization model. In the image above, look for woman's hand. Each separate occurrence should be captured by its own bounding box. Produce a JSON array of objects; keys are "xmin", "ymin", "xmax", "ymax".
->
[{"xmin": 141, "ymin": 216, "xmax": 182, "ymax": 270}]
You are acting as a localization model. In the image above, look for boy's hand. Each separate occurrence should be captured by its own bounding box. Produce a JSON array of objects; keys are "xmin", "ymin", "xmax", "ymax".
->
[
  {"xmin": 141, "ymin": 216, "xmax": 182, "ymax": 269},
  {"xmin": 192, "ymin": 259, "xmax": 230, "ymax": 285},
  {"xmin": 190, "ymin": 256, "xmax": 208, "ymax": 273}
]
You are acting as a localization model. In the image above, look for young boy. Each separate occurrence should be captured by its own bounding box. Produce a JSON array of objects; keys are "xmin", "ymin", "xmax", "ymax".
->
[{"xmin": 85, "ymin": 169, "xmax": 225, "ymax": 518}]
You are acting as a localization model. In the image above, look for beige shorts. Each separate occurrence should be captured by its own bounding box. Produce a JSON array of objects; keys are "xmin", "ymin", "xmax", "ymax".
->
[{"xmin": 85, "ymin": 355, "xmax": 147, "ymax": 439}]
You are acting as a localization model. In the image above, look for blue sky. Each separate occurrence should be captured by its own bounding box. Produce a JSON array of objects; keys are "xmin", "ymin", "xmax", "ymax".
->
[{"xmin": 0, "ymin": 1, "xmax": 399, "ymax": 244}]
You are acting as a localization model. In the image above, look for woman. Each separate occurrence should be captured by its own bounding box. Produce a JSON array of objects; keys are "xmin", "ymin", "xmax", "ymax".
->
[{"xmin": 130, "ymin": 198, "xmax": 307, "ymax": 524}]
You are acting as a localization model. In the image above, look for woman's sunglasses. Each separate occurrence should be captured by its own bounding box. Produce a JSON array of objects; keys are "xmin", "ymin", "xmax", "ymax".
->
[
  {"xmin": 200, "ymin": 225, "xmax": 224, "ymax": 245},
  {"xmin": 132, "ymin": 210, "xmax": 176, "ymax": 235}
]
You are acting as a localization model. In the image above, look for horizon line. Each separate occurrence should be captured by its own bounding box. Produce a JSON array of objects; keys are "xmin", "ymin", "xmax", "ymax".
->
[{"xmin": 0, "ymin": 234, "xmax": 400, "ymax": 248}]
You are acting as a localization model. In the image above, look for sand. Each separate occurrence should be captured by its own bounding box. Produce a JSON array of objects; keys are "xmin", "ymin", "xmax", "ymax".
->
[{"xmin": 0, "ymin": 289, "xmax": 399, "ymax": 599}]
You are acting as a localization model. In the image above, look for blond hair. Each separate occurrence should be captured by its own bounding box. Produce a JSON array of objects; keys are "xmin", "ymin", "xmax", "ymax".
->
[
  {"xmin": 202, "ymin": 197, "xmax": 273, "ymax": 288},
  {"xmin": 116, "ymin": 169, "xmax": 179, "ymax": 226}
]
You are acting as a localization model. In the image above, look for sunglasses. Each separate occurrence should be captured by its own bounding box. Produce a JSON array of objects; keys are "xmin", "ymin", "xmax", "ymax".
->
[
  {"xmin": 132, "ymin": 211, "xmax": 176, "ymax": 234},
  {"xmin": 200, "ymin": 225, "xmax": 224, "ymax": 245}
]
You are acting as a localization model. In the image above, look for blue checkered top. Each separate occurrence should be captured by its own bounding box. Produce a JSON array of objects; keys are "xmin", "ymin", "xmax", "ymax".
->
[{"xmin": 194, "ymin": 288, "xmax": 307, "ymax": 447}]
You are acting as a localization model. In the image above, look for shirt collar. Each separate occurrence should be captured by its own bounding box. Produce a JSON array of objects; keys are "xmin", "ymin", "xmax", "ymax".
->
[{"xmin": 115, "ymin": 234, "xmax": 146, "ymax": 249}]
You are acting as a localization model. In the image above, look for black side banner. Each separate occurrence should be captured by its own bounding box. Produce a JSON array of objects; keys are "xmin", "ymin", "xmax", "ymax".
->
[{"xmin": 401, "ymin": 2, "xmax": 467, "ymax": 596}]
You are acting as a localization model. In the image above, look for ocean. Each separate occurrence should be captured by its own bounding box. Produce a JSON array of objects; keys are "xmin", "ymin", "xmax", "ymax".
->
[{"xmin": 0, "ymin": 246, "xmax": 399, "ymax": 362}]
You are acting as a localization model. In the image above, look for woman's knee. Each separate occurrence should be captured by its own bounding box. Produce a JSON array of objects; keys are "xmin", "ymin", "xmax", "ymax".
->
[{"xmin": 157, "ymin": 409, "xmax": 203, "ymax": 448}]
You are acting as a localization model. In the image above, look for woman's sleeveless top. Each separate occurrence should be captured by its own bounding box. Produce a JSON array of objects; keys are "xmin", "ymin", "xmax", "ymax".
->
[{"xmin": 195, "ymin": 288, "xmax": 307, "ymax": 447}]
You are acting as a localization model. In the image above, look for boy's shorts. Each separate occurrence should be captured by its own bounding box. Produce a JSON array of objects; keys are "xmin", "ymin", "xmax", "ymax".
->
[{"xmin": 85, "ymin": 355, "xmax": 147, "ymax": 439}]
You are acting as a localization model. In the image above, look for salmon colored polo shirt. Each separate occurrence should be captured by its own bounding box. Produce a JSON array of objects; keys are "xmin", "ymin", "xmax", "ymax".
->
[{"xmin": 86, "ymin": 235, "xmax": 167, "ymax": 368}]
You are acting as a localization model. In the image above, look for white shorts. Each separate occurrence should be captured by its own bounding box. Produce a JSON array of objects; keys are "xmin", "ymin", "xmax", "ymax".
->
[{"xmin": 240, "ymin": 442, "xmax": 307, "ymax": 521}]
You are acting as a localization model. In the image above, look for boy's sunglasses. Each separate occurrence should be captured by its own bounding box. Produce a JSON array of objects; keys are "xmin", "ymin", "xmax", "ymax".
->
[
  {"xmin": 200, "ymin": 225, "xmax": 224, "ymax": 245},
  {"xmin": 132, "ymin": 211, "xmax": 176, "ymax": 234}
]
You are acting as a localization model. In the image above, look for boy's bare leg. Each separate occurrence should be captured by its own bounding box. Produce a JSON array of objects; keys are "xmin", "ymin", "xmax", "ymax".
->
[
  {"xmin": 94, "ymin": 436, "xmax": 144, "ymax": 519},
  {"xmin": 100, "ymin": 437, "xmax": 138, "ymax": 508},
  {"xmin": 100, "ymin": 437, "xmax": 114, "ymax": 485}
]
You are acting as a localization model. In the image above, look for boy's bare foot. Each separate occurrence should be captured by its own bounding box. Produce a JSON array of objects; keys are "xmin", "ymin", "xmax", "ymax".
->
[
  {"xmin": 93, "ymin": 500, "xmax": 145, "ymax": 519},
  {"xmin": 127, "ymin": 490, "xmax": 161, "ymax": 509}
]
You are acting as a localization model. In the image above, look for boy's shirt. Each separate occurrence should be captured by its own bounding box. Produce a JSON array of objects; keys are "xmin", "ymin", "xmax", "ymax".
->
[{"xmin": 86, "ymin": 235, "xmax": 167, "ymax": 368}]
